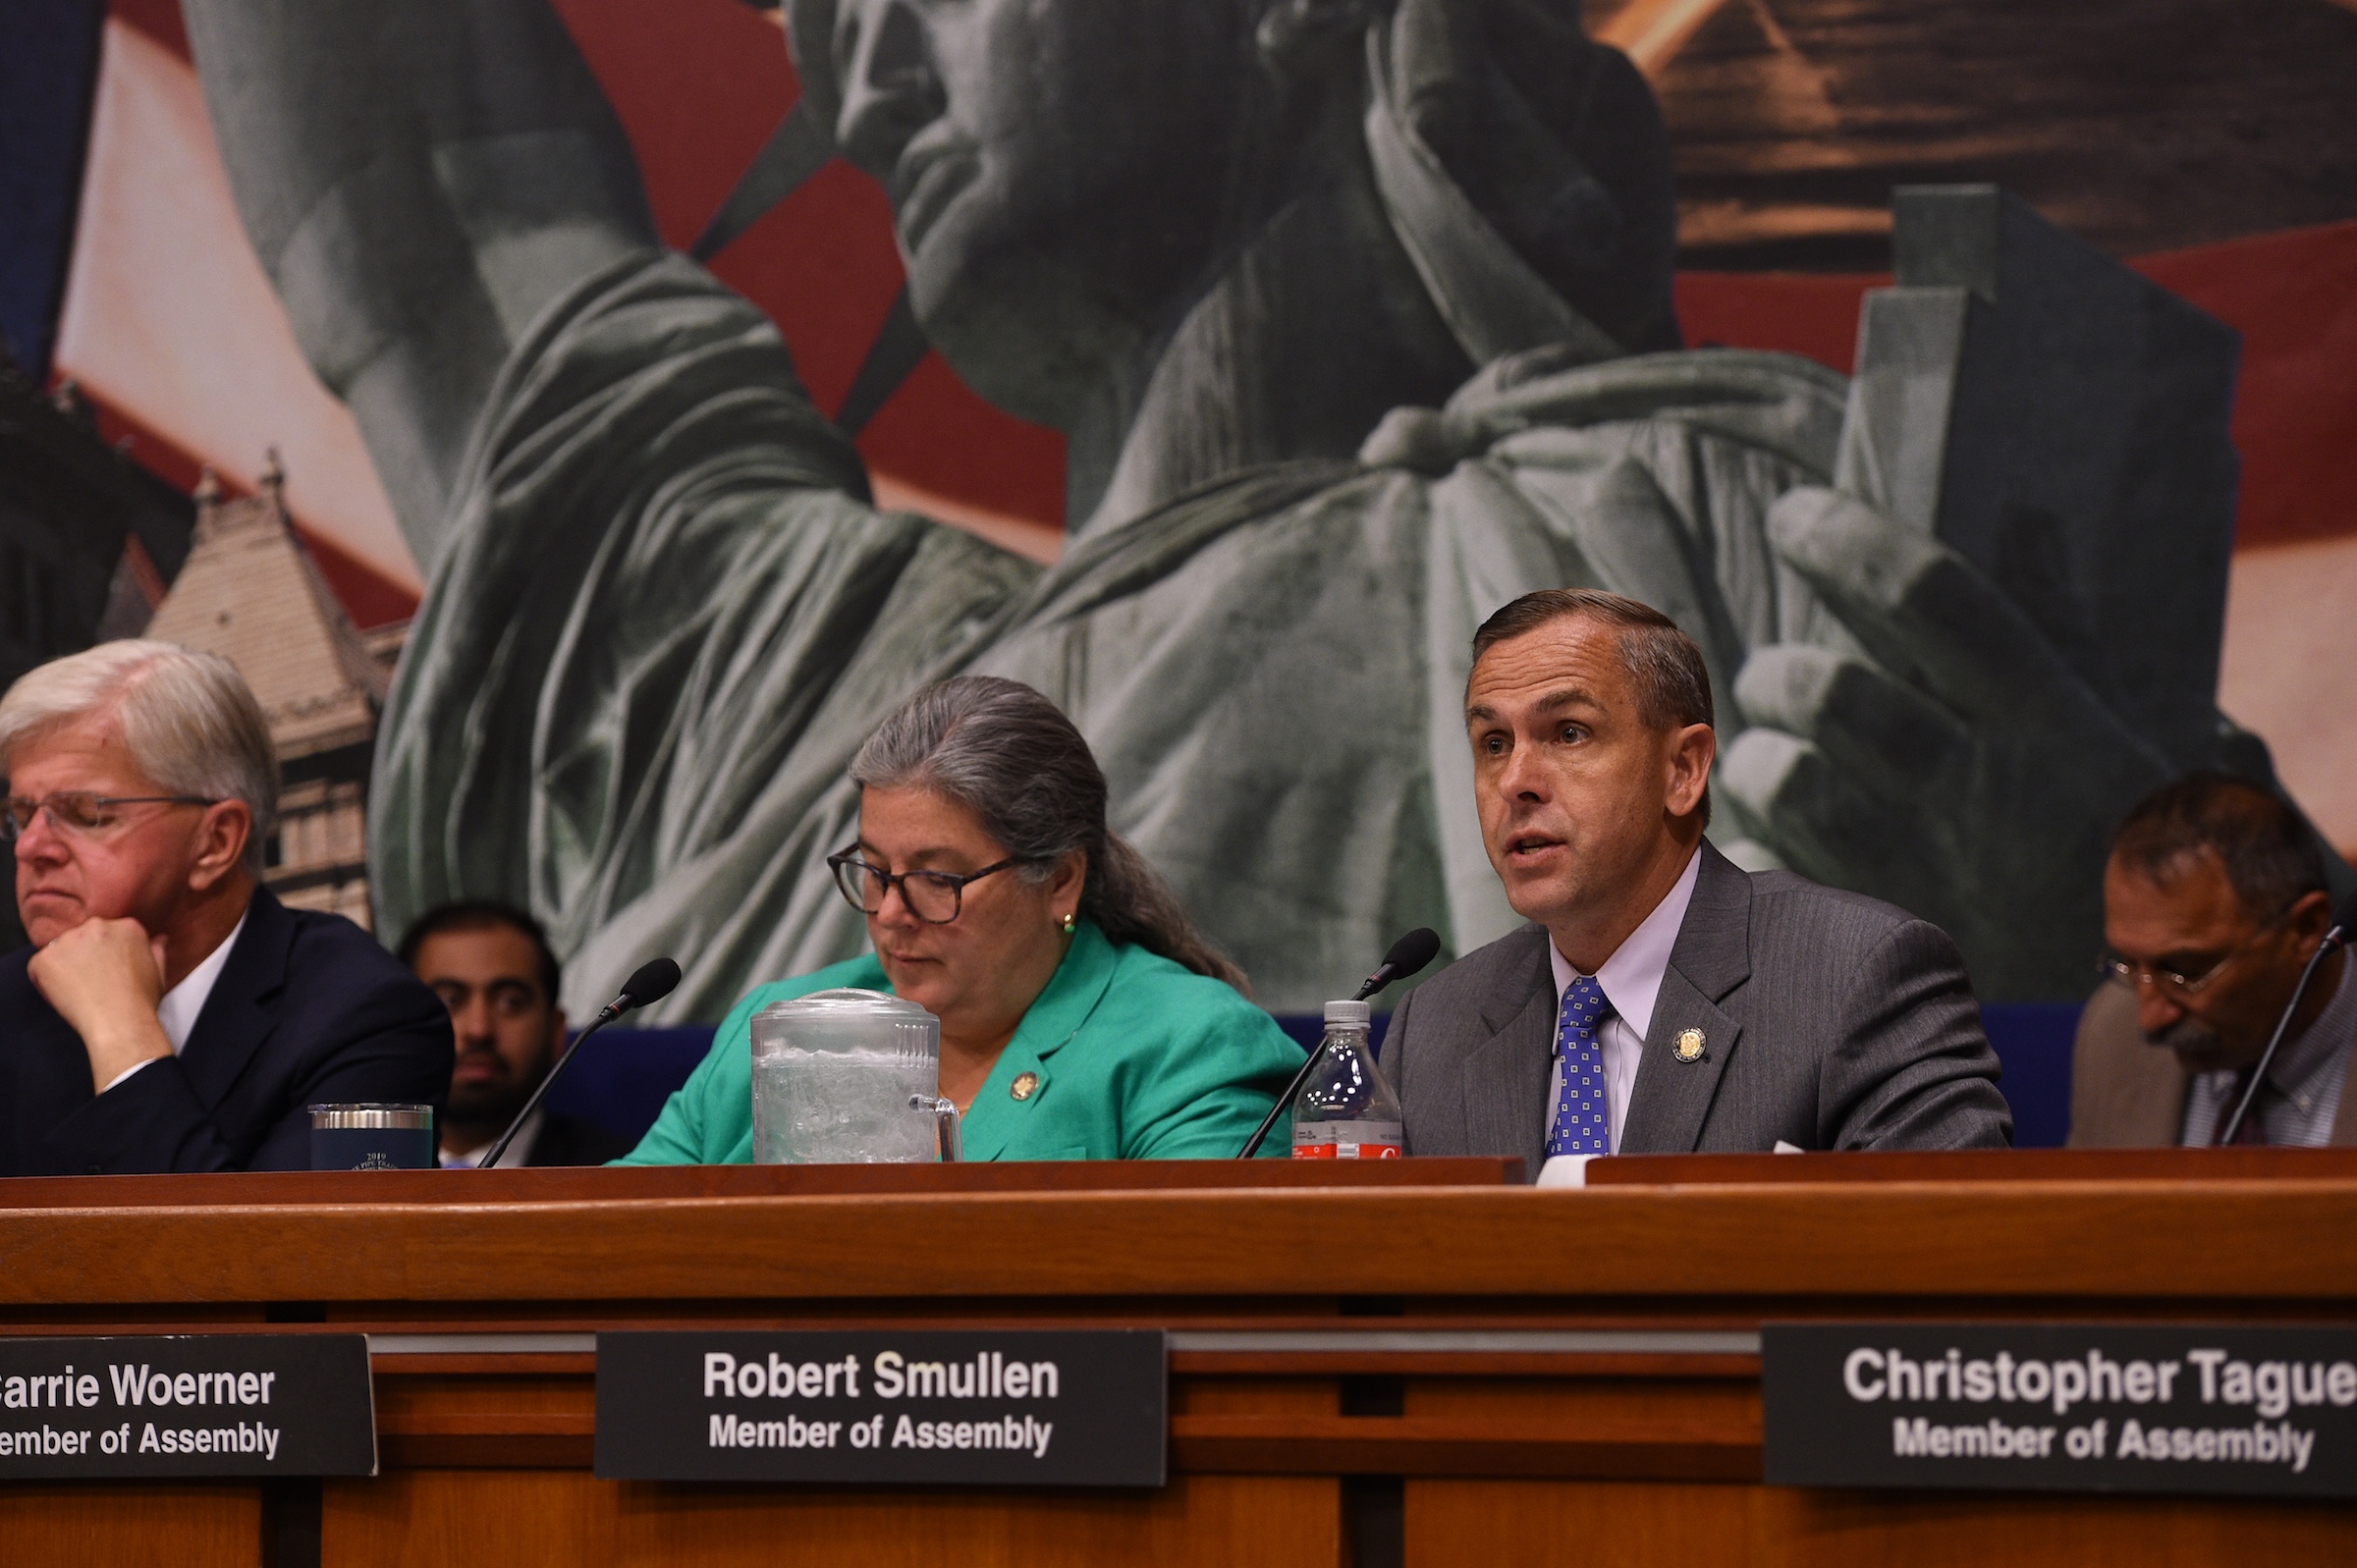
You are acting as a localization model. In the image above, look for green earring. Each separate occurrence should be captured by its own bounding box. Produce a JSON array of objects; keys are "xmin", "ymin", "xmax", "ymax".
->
[{"xmin": 1061, "ymin": 913, "xmax": 1076, "ymax": 934}]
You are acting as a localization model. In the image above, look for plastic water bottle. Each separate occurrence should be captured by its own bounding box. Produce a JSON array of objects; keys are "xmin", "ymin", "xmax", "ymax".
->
[{"xmin": 1291, "ymin": 1000, "xmax": 1404, "ymax": 1158}]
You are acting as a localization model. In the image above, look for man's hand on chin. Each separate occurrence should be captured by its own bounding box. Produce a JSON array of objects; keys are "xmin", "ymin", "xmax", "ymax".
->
[{"xmin": 27, "ymin": 917, "xmax": 173, "ymax": 1092}]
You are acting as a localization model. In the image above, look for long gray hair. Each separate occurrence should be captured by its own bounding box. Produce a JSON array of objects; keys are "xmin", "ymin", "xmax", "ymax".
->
[{"xmin": 850, "ymin": 676, "xmax": 1248, "ymax": 991}]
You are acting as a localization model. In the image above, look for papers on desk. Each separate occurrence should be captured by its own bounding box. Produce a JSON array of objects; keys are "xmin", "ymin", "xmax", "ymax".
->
[
  {"xmin": 1536, "ymin": 1155, "xmax": 1594, "ymax": 1188},
  {"xmin": 1543, "ymin": 1140, "xmax": 1804, "ymax": 1184}
]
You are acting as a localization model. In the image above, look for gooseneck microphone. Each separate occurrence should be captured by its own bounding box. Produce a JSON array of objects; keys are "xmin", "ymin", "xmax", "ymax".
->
[
  {"xmin": 1351, "ymin": 927, "xmax": 1442, "ymax": 1004},
  {"xmin": 2218, "ymin": 901, "xmax": 2353, "ymax": 1145},
  {"xmin": 476, "ymin": 956, "xmax": 682, "ymax": 1170},
  {"xmin": 1238, "ymin": 928, "xmax": 1441, "ymax": 1159}
]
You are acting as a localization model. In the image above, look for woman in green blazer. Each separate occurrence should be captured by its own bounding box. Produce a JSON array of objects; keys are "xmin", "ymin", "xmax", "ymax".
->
[{"xmin": 621, "ymin": 677, "xmax": 1299, "ymax": 1163}]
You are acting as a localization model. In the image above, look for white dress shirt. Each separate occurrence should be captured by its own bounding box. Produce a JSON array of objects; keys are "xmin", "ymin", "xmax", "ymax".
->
[
  {"xmin": 1544, "ymin": 849, "xmax": 1702, "ymax": 1153},
  {"xmin": 99, "ymin": 910, "xmax": 248, "ymax": 1094},
  {"xmin": 441, "ymin": 1108, "xmax": 543, "ymax": 1169}
]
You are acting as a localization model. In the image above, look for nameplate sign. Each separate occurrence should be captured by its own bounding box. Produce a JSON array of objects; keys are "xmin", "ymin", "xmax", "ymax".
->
[
  {"xmin": 595, "ymin": 1330, "xmax": 1166, "ymax": 1486},
  {"xmin": 1765, "ymin": 1324, "xmax": 2357, "ymax": 1497},
  {"xmin": 0, "ymin": 1334, "xmax": 376, "ymax": 1480}
]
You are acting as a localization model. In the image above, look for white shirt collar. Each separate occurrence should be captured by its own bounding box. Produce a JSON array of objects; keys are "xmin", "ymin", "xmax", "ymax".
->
[
  {"xmin": 1547, "ymin": 847, "xmax": 1703, "ymax": 1040},
  {"xmin": 156, "ymin": 908, "xmax": 248, "ymax": 1054}
]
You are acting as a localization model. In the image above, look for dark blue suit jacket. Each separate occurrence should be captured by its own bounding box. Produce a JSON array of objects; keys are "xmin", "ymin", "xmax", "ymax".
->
[{"xmin": 0, "ymin": 888, "xmax": 455, "ymax": 1175}]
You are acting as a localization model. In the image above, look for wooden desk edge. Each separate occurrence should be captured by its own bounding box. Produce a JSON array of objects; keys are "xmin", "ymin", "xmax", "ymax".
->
[{"xmin": 2, "ymin": 1178, "xmax": 2355, "ymax": 1305}]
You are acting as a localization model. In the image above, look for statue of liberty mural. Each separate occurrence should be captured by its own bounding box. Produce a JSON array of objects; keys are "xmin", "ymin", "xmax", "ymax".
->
[{"xmin": 182, "ymin": 0, "xmax": 2260, "ymax": 1017}]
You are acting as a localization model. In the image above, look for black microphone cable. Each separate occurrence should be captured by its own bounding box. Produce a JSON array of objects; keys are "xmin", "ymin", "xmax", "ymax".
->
[{"xmin": 2218, "ymin": 910, "xmax": 2351, "ymax": 1146}]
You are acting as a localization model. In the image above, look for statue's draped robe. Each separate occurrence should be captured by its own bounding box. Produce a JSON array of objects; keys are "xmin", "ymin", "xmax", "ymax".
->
[{"xmin": 374, "ymin": 252, "xmax": 1850, "ymax": 1020}]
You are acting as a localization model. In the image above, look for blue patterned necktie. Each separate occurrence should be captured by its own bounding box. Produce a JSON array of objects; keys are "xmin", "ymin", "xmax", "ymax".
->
[{"xmin": 1547, "ymin": 974, "xmax": 1615, "ymax": 1157}]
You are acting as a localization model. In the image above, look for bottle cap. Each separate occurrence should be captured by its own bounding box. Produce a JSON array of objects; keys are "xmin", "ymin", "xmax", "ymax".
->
[{"xmin": 1323, "ymin": 999, "xmax": 1372, "ymax": 1027}]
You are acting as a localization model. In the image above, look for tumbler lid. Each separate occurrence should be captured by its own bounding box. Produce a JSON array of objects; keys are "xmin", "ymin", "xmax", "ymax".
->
[{"xmin": 307, "ymin": 1103, "xmax": 433, "ymax": 1129}]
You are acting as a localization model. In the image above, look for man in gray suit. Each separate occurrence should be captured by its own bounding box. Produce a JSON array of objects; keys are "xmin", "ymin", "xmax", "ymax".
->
[
  {"xmin": 1389, "ymin": 589, "xmax": 2010, "ymax": 1172},
  {"xmin": 2070, "ymin": 775, "xmax": 2355, "ymax": 1148}
]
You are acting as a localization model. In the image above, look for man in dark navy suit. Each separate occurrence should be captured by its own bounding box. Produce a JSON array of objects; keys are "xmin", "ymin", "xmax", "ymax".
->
[{"xmin": 0, "ymin": 641, "xmax": 452, "ymax": 1175}]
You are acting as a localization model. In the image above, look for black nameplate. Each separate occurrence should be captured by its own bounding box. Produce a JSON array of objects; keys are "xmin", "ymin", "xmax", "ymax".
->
[
  {"xmin": 1766, "ymin": 1323, "xmax": 2357, "ymax": 1498},
  {"xmin": 595, "ymin": 1330, "xmax": 1166, "ymax": 1486},
  {"xmin": 0, "ymin": 1334, "xmax": 375, "ymax": 1479}
]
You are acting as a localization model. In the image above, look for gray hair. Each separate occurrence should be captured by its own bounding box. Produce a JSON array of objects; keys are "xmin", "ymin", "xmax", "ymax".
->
[
  {"xmin": 850, "ymin": 676, "xmax": 1248, "ymax": 991},
  {"xmin": 0, "ymin": 640, "xmax": 279, "ymax": 878}
]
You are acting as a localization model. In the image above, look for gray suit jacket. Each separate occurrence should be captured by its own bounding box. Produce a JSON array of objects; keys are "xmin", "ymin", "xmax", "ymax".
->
[
  {"xmin": 2066, "ymin": 982, "xmax": 2357, "ymax": 1147},
  {"xmin": 1388, "ymin": 842, "xmax": 2011, "ymax": 1173}
]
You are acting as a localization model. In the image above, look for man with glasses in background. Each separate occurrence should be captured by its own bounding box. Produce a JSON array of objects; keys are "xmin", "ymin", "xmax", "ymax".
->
[
  {"xmin": 0, "ymin": 641, "xmax": 451, "ymax": 1174},
  {"xmin": 2073, "ymin": 774, "xmax": 2356, "ymax": 1147}
]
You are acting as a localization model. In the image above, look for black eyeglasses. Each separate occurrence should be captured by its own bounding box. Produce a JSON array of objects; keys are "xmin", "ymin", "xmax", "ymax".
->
[
  {"xmin": 1, "ymin": 791, "xmax": 220, "ymax": 841},
  {"xmin": 827, "ymin": 848, "xmax": 1042, "ymax": 925}
]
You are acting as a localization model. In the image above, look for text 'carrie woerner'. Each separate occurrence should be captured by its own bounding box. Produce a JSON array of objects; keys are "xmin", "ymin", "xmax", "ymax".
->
[
  {"xmin": 0, "ymin": 1359, "xmax": 285, "ymax": 1461},
  {"xmin": 0, "ymin": 1335, "xmax": 376, "ymax": 1479}
]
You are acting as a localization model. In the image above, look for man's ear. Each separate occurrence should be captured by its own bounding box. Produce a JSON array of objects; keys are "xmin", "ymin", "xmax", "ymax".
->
[
  {"xmin": 188, "ymin": 799, "xmax": 253, "ymax": 891},
  {"xmin": 1667, "ymin": 723, "xmax": 1716, "ymax": 819},
  {"xmin": 2285, "ymin": 888, "xmax": 2335, "ymax": 945}
]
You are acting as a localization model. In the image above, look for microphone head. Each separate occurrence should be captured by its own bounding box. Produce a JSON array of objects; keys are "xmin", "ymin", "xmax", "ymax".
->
[
  {"xmin": 618, "ymin": 956, "xmax": 682, "ymax": 1011},
  {"xmin": 1384, "ymin": 927, "xmax": 1442, "ymax": 982}
]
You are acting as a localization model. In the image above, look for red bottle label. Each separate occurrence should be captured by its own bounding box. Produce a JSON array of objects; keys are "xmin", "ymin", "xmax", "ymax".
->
[{"xmin": 1292, "ymin": 1121, "xmax": 1404, "ymax": 1159}]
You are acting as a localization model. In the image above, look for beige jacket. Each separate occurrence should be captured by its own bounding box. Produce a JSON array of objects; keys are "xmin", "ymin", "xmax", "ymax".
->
[{"xmin": 2067, "ymin": 982, "xmax": 2357, "ymax": 1147}]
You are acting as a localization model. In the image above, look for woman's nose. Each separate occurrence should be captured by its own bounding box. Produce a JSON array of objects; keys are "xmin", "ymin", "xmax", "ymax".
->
[
  {"xmin": 835, "ymin": 0, "xmax": 945, "ymax": 180},
  {"xmin": 872, "ymin": 878, "xmax": 923, "ymax": 928}
]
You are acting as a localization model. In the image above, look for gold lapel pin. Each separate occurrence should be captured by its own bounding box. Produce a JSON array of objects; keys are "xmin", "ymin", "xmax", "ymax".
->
[
  {"xmin": 1674, "ymin": 1028, "xmax": 1706, "ymax": 1063},
  {"xmin": 1010, "ymin": 1071, "xmax": 1039, "ymax": 1102}
]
